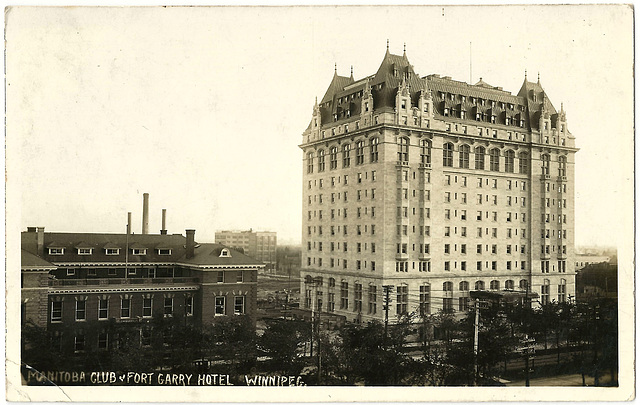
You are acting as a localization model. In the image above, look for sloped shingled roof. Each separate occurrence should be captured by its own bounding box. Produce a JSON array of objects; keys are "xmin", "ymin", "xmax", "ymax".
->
[
  {"xmin": 21, "ymin": 231, "xmax": 263, "ymax": 268},
  {"xmin": 21, "ymin": 249, "xmax": 56, "ymax": 268}
]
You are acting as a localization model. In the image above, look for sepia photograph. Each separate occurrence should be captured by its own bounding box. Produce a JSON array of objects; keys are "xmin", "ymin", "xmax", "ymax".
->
[{"xmin": 5, "ymin": 4, "xmax": 635, "ymax": 402}]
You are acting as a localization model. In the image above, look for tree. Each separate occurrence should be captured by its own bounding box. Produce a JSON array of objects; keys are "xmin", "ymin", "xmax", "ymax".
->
[{"xmin": 259, "ymin": 319, "xmax": 309, "ymax": 374}]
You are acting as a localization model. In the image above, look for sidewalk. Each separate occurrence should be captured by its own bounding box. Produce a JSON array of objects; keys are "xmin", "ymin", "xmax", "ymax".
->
[{"xmin": 505, "ymin": 373, "xmax": 616, "ymax": 387}]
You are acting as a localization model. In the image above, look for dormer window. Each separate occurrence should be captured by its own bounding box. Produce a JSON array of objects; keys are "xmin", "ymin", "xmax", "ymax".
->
[
  {"xmin": 105, "ymin": 248, "xmax": 120, "ymax": 255},
  {"xmin": 423, "ymin": 103, "xmax": 429, "ymax": 113},
  {"xmin": 449, "ymin": 94, "xmax": 455, "ymax": 101},
  {"xmin": 49, "ymin": 248, "xmax": 64, "ymax": 255},
  {"xmin": 401, "ymin": 100, "xmax": 406, "ymax": 109},
  {"xmin": 444, "ymin": 107, "xmax": 450, "ymax": 116},
  {"xmin": 461, "ymin": 96, "xmax": 466, "ymax": 103},
  {"xmin": 132, "ymin": 248, "xmax": 147, "ymax": 255},
  {"xmin": 219, "ymin": 248, "xmax": 232, "ymax": 258},
  {"xmin": 157, "ymin": 248, "xmax": 172, "ymax": 255},
  {"xmin": 365, "ymin": 102, "xmax": 369, "ymax": 112},
  {"xmin": 77, "ymin": 248, "xmax": 92, "ymax": 255}
]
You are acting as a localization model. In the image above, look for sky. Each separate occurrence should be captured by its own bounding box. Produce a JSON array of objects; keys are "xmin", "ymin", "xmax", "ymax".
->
[{"xmin": 7, "ymin": 5, "xmax": 634, "ymax": 247}]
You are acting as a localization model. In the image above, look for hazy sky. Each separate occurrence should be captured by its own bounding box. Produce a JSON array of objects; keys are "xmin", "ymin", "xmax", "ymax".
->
[{"xmin": 7, "ymin": 5, "xmax": 634, "ymax": 247}]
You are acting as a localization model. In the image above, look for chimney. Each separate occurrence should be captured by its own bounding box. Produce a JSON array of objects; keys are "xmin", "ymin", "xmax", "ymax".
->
[
  {"xmin": 185, "ymin": 229, "xmax": 195, "ymax": 259},
  {"xmin": 127, "ymin": 212, "xmax": 132, "ymax": 235},
  {"xmin": 142, "ymin": 193, "xmax": 149, "ymax": 234},
  {"xmin": 36, "ymin": 227, "xmax": 45, "ymax": 257},
  {"xmin": 160, "ymin": 209, "xmax": 167, "ymax": 235}
]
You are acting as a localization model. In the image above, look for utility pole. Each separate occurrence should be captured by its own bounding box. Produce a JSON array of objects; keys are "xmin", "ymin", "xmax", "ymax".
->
[
  {"xmin": 473, "ymin": 298, "xmax": 480, "ymax": 386},
  {"xmin": 382, "ymin": 285, "xmax": 394, "ymax": 348}
]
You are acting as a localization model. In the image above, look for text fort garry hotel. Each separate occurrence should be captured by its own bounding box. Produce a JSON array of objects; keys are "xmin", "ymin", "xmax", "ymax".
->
[{"xmin": 300, "ymin": 44, "xmax": 577, "ymax": 324}]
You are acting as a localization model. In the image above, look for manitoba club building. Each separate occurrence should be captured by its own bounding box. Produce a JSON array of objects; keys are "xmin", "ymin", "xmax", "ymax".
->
[{"xmin": 300, "ymin": 45, "xmax": 577, "ymax": 324}]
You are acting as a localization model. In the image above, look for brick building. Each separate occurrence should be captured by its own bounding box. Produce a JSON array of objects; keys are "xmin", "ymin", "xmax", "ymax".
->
[
  {"xmin": 215, "ymin": 230, "xmax": 277, "ymax": 271},
  {"xmin": 300, "ymin": 45, "xmax": 577, "ymax": 323},
  {"xmin": 21, "ymin": 227, "xmax": 263, "ymax": 353}
]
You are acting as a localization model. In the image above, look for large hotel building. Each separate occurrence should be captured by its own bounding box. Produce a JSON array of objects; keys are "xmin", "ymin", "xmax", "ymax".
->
[{"xmin": 300, "ymin": 46, "xmax": 577, "ymax": 323}]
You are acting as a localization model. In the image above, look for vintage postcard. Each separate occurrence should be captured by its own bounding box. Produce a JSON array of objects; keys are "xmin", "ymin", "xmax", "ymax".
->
[{"xmin": 5, "ymin": 5, "xmax": 635, "ymax": 402}]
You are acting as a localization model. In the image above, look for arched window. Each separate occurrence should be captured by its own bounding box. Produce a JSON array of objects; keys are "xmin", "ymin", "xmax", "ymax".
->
[
  {"xmin": 459, "ymin": 281, "xmax": 469, "ymax": 291},
  {"xmin": 443, "ymin": 142, "xmax": 454, "ymax": 167},
  {"xmin": 397, "ymin": 137, "xmax": 409, "ymax": 162},
  {"xmin": 541, "ymin": 153, "xmax": 550, "ymax": 175},
  {"xmin": 489, "ymin": 148, "xmax": 500, "ymax": 171},
  {"xmin": 420, "ymin": 139, "xmax": 432, "ymax": 165},
  {"xmin": 475, "ymin": 280, "xmax": 485, "ymax": 291},
  {"xmin": 518, "ymin": 152, "xmax": 529, "ymax": 173},
  {"xmin": 541, "ymin": 279, "xmax": 551, "ymax": 305},
  {"xmin": 329, "ymin": 147, "xmax": 338, "ymax": 170},
  {"xmin": 343, "ymin": 144, "xmax": 351, "ymax": 168},
  {"xmin": 370, "ymin": 137, "xmax": 379, "ymax": 163},
  {"xmin": 459, "ymin": 144, "xmax": 470, "ymax": 169},
  {"xmin": 307, "ymin": 152, "xmax": 314, "ymax": 173},
  {"xmin": 558, "ymin": 278, "xmax": 567, "ymax": 302},
  {"xmin": 305, "ymin": 275, "xmax": 313, "ymax": 284},
  {"xmin": 519, "ymin": 279, "xmax": 529, "ymax": 291},
  {"xmin": 490, "ymin": 280, "xmax": 500, "ymax": 290},
  {"xmin": 356, "ymin": 140, "xmax": 365, "ymax": 165},
  {"xmin": 558, "ymin": 155, "xmax": 567, "ymax": 177},
  {"xmin": 505, "ymin": 280, "xmax": 515, "ymax": 290},
  {"xmin": 443, "ymin": 281, "xmax": 453, "ymax": 292},
  {"xmin": 505, "ymin": 150, "xmax": 515, "ymax": 173},
  {"xmin": 318, "ymin": 150, "xmax": 325, "ymax": 172},
  {"xmin": 475, "ymin": 146, "xmax": 485, "ymax": 170}
]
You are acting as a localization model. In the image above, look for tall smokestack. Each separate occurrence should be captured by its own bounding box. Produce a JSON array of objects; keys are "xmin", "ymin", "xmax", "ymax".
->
[
  {"xmin": 127, "ymin": 212, "xmax": 132, "ymax": 235},
  {"xmin": 161, "ymin": 209, "xmax": 167, "ymax": 235},
  {"xmin": 185, "ymin": 229, "xmax": 195, "ymax": 259},
  {"xmin": 142, "ymin": 193, "xmax": 149, "ymax": 234}
]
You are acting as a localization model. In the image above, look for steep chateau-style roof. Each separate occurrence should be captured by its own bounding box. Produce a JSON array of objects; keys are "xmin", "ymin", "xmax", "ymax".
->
[
  {"xmin": 313, "ymin": 46, "xmax": 563, "ymax": 132},
  {"xmin": 21, "ymin": 231, "xmax": 263, "ymax": 268}
]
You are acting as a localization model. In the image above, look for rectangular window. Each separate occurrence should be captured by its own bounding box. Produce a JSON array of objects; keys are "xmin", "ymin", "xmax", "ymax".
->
[
  {"xmin": 74, "ymin": 334, "xmax": 85, "ymax": 352},
  {"xmin": 215, "ymin": 296, "xmax": 226, "ymax": 315},
  {"xmin": 75, "ymin": 300, "xmax": 86, "ymax": 321},
  {"xmin": 50, "ymin": 301, "xmax": 62, "ymax": 322},
  {"xmin": 98, "ymin": 299, "xmax": 108, "ymax": 320},
  {"xmin": 143, "ymin": 298, "xmax": 153, "ymax": 318},
  {"xmin": 121, "ymin": 298, "xmax": 131, "ymax": 318},
  {"xmin": 234, "ymin": 296, "xmax": 245, "ymax": 315},
  {"xmin": 78, "ymin": 248, "xmax": 92, "ymax": 255},
  {"xmin": 98, "ymin": 332, "xmax": 108, "ymax": 350},
  {"xmin": 217, "ymin": 271, "xmax": 224, "ymax": 283}
]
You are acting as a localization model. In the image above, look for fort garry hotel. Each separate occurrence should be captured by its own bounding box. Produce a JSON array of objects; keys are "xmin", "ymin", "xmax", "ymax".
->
[{"xmin": 300, "ymin": 44, "xmax": 577, "ymax": 323}]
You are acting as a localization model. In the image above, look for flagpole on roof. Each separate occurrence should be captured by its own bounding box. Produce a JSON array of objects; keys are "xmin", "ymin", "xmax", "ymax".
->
[{"xmin": 125, "ymin": 223, "xmax": 129, "ymax": 279}]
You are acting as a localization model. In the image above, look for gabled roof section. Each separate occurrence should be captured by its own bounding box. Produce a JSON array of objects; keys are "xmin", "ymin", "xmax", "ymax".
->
[
  {"xmin": 320, "ymin": 69, "xmax": 354, "ymax": 104},
  {"xmin": 21, "ymin": 249, "xmax": 56, "ymax": 269},
  {"xmin": 179, "ymin": 243, "xmax": 264, "ymax": 267},
  {"xmin": 369, "ymin": 50, "xmax": 425, "ymax": 109},
  {"xmin": 74, "ymin": 241, "xmax": 94, "ymax": 249}
]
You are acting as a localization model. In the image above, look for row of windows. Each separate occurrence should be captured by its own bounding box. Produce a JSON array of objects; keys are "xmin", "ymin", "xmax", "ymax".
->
[
  {"xmin": 397, "ymin": 259, "xmax": 526, "ymax": 272},
  {"xmin": 541, "ymin": 260, "xmax": 568, "ymax": 274},
  {"xmin": 307, "ymin": 206, "xmax": 377, "ymax": 222},
  {"xmin": 444, "ymin": 176, "xmax": 528, "ymax": 191},
  {"xmin": 307, "ymin": 224, "xmax": 376, "ymax": 237},
  {"xmin": 307, "ymin": 189, "xmax": 377, "ymax": 205},
  {"xmin": 307, "ymin": 241, "xmax": 377, "ymax": 253},
  {"xmin": 50, "ymin": 296, "xmax": 195, "ymax": 322},
  {"xmin": 307, "ymin": 171, "xmax": 377, "ymax": 190},
  {"xmin": 540, "ymin": 229, "xmax": 569, "ymax": 239},
  {"xmin": 396, "ymin": 225, "xmax": 528, "ymax": 239},
  {"xmin": 307, "ymin": 138, "xmax": 379, "ymax": 173},
  {"xmin": 541, "ymin": 245, "xmax": 569, "ymax": 255},
  {"xmin": 306, "ymin": 256, "xmax": 376, "ymax": 271},
  {"xmin": 47, "ymin": 248, "xmax": 172, "ymax": 256}
]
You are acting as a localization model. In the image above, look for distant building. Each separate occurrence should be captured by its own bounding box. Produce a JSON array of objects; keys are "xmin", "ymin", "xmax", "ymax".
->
[
  {"xmin": 299, "ymin": 45, "xmax": 577, "ymax": 324},
  {"xmin": 215, "ymin": 230, "xmax": 277, "ymax": 271},
  {"xmin": 21, "ymin": 227, "xmax": 264, "ymax": 353},
  {"xmin": 574, "ymin": 253, "xmax": 611, "ymax": 272}
]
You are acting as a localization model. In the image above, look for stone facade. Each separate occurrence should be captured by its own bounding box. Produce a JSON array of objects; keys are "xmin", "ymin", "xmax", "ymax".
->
[{"xmin": 300, "ymin": 47, "xmax": 577, "ymax": 323}]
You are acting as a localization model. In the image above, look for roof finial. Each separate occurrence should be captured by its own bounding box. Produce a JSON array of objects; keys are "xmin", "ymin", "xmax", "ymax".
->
[
  {"xmin": 403, "ymin": 42, "xmax": 406, "ymax": 53},
  {"xmin": 524, "ymin": 69, "xmax": 527, "ymax": 80},
  {"xmin": 537, "ymin": 72, "xmax": 540, "ymax": 83},
  {"xmin": 386, "ymin": 39, "xmax": 389, "ymax": 53},
  {"xmin": 350, "ymin": 65, "xmax": 353, "ymax": 77},
  {"xmin": 334, "ymin": 63, "xmax": 337, "ymax": 74}
]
